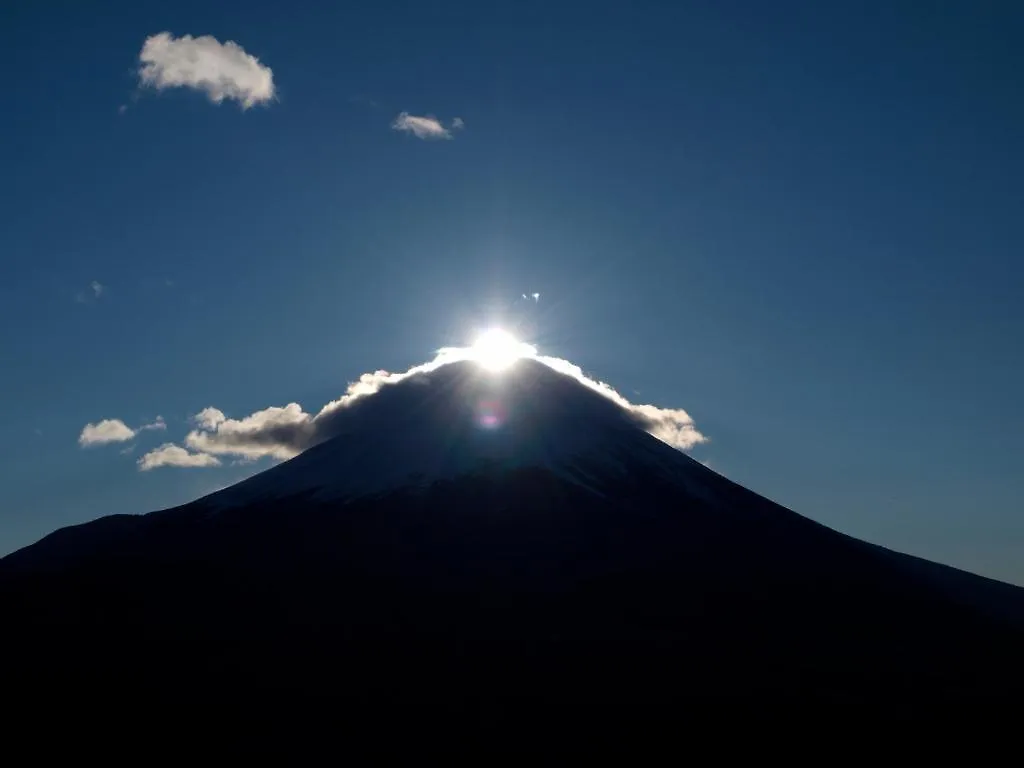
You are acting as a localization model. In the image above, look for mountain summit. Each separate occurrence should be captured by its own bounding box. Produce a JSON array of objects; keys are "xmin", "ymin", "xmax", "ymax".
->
[
  {"xmin": 206, "ymin": 358, "xmax": 718, "ymax": 509},
  {"xmin": 2, "ymin": 356, "xmax": 1023, "ymax": 731}
]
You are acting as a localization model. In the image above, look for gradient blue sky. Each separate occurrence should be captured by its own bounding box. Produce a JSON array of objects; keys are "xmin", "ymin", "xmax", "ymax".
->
[{"xmin": 2, "ymin": 1, "xmax": 1022, "ymax": 584}]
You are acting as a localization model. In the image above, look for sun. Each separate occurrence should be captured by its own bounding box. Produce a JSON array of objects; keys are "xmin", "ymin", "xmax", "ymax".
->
[{"xmin": 471, "ymin": 328, "xmax": 533, "ymax": 371}]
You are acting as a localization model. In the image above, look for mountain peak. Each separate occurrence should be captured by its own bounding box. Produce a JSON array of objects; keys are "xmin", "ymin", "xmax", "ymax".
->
[
  {"xmin": 4, "ymin": 352, "xmax": 1024, "ymax": 727},
  {"xmin": 207, "ymin": 356, "xmax": 702, "ymax": 508}
]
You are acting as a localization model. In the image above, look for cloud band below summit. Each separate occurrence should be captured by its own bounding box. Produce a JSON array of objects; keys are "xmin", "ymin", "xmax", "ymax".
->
[{"xmin": 138, "ymin": 346, "xmax": 707, "ymax": 469}]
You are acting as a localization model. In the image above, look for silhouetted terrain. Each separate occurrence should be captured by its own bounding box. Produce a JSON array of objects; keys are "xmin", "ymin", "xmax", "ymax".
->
[{"xmin": 3, "ymin": 360, "xmax": 1022, "ymax": 735}]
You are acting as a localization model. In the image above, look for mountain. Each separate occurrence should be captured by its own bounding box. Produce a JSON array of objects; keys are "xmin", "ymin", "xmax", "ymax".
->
[{"xmin": 2, "ymin": 358, "xmax": 1023, "ymax": 736}]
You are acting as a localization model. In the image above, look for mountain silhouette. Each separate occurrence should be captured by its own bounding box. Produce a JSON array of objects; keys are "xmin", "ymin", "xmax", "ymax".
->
[{"xmin": 2, "ymin": 357, "xmax": 1022, "ymax": 736}]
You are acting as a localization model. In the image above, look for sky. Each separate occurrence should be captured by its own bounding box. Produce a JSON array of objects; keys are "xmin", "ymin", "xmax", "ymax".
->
[{"xmin": 1, "ymin": 1, "xmax": 1023, "ymax": 585}]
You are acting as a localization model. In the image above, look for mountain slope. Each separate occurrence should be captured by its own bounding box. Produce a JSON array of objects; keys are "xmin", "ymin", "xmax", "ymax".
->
[{"xmin": 2, "ymin": 358, "xmax": 1022, "ymax": 731}]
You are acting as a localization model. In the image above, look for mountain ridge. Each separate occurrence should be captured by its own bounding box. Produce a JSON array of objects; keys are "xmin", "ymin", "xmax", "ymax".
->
[{"xmin": 2, "ymin": 355, "xmax": 1023, "ymax": 730}]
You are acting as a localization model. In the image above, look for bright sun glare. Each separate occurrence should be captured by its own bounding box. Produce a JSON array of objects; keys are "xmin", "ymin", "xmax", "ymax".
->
[{"xmin": 471, "ymin": 329, "xmax": 532, "ymax": 371}]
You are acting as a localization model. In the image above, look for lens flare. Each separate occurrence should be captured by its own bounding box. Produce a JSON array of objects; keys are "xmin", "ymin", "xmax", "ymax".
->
[
  {"xmin": 470, "ymin": 329, "xmax": 533, "ymax": 372},
  {"xmin": 475, "ymin": 399, "xmax": 507, "ymax": 429}
]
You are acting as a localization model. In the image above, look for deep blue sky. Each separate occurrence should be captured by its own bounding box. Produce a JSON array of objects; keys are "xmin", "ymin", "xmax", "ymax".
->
[{"xmin": 2, "ymin": 1, "xmax": 1022, "ymax": 583}]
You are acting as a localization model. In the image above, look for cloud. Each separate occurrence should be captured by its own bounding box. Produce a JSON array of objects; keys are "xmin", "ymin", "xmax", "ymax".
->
[
  {"xmin": 138, "ymin": 32, "xmax": 275, "ymax": 108},
  {"xmin": 527, "ymin": 355, "xmax": 706, "ymax": 450},
  {"xmin": 185, "ymin": 403, "xmax": 310, "ymax": 460},
  {"xmin": 391, "ymin": 112, "xmax": 462, "ymax": 140},
  {"xmin": 138, "ymin": 443, "xmax": 222, "ymax": 471},
  {"xmin": 78, "ymin": 416, "xmax": 166, "ymax": 447},
  {"xmin": 192, "ymin": 407, "xmax": 226, "ymax": 430},
  {"xmin": 169, "ymin": 344, "xmax": 707, "ymax": 467},
  {"xmin": 140, "ymin": 416, "xmax": 166, "ymax": 432},
  {"xmin": 76, "ymin": 280, "xmax": 105, "ymax": 304},
  {"xmin": 79, "ymin": 419, "xmax": 135, "ymax": 447},
  {"xmin": 629, "ymin": 405, "xmax": 706, "ymax": 452}
]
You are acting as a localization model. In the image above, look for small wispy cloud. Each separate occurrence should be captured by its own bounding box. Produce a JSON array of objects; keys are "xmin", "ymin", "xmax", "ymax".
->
[
  {"xmin": 78, "ymin": 416, "xmax": 165, "ymax": 447},
  {"xmin": 391, "ymin": 112, "xmax": 463, "ymax": 140},
  {"xmin": 138, "ymin": 32, "xmax": 275, "ymax": 109},
  {"xmin": 140, "ymin": 416, "xmax": 166, "ymax": 432},
  {"xmin": 79, "ymin": 419, "xmax": 136, "ymax": 447},
  {"xmin": 522, "ymin": 292, "xmax": 540, "ymax": 302},
  {"xmin": 138, "ymin": 443, "xmax": 221, "ymax": 471}
]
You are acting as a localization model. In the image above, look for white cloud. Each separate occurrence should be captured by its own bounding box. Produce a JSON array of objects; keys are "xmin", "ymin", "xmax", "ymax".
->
[
  {"xmin": 170, "ymin": 343, "xmax": 707, "ymax": 466},
  {"xmin": 78, "ymin": 416, "xmax": 167, "ymax": 447},
  {"xmin": 91, "ymin": 281, "xmax": 104, "ymax": 298},
  {"xmin": 138, "ymin": 32, "xmax": 275, "ymax": 109},
  {"xmin": 79, "ymin": 419, "xmax": 135, "ymax": 447},
  {"xmin": 629, "ymin": 405, "xmax": 706, "ymax": 452},
  {"xmin": 192, "ymin": 407, "xmax": 226, "ymax": 430},
  {"xmin": 391, "ymin": 112, "xmax": 462, "ymax": 140},
  {"xmin": 185, "ymin": 403, "xmax": 310, "ymax": 460},
  {"xmin": 138, "ymin": 443, "xmax": 222, "ymax": 471}
]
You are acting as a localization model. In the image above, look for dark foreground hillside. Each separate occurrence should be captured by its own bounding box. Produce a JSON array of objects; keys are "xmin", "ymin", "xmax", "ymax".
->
[{"xmin": 3, "ymin": 360, "xmax": 1022, "ymax": 739}]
